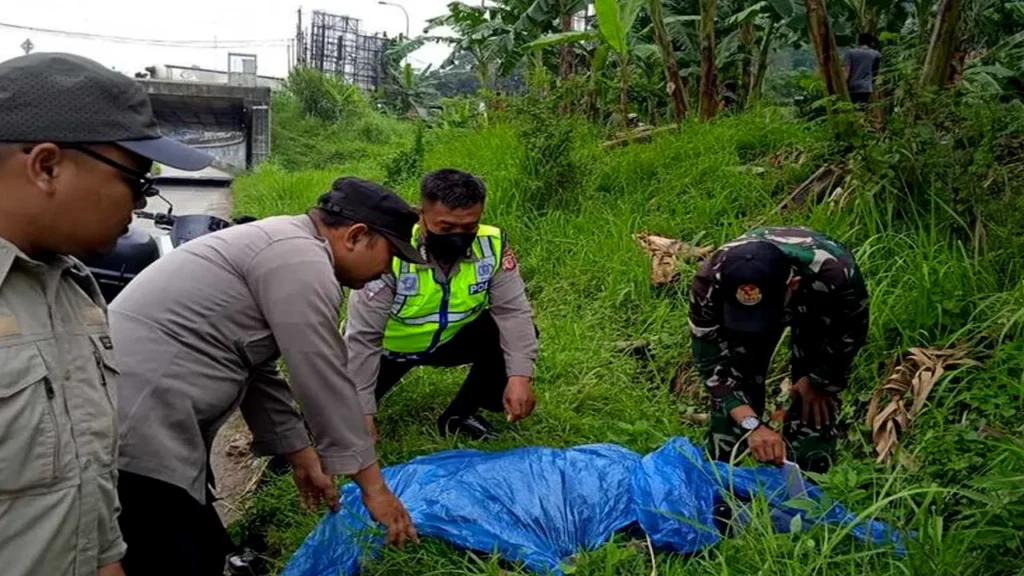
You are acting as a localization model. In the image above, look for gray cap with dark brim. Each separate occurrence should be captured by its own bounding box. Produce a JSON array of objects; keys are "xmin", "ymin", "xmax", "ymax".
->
[{"xmin": 0, "ymin": 52, "xmax": 213, "ymax": 171}]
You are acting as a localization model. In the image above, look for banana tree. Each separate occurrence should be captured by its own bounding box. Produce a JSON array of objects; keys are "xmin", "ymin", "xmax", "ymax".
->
[
  {"xmin": 426, "ymin": 2, "xmax": 521, "ymax": 91},
  {"xmin": 699, "ymin": 0, "xmax": 720, "ymax": 120},
  {"xmin": 648, "ymin": 0, "xmax": 689, "ymax": 124},
  {"xmin": 725, "ymin": 0, "xmax": 801, "ymax": 104},
  {"xmin": 920, "ymin": 0, "xmax": 964, "ymax": 89},
  {"xmin": 527, "ymin": 0, "xmax": 645, "ymax": 128},
  {"xmin": 595, "ymin": 0, "xmax": 647, "ymax": 127},
  {"xmin": 517, "ymin": 0, "xmax": 591, "ymax": 82},
  {"xmin": 804, "ymin": 0, "xmax": 849, "ymax": 101}
]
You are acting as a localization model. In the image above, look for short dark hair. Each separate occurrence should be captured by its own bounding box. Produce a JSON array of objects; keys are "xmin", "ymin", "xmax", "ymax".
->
[
  {"xmin": 420, "ymin": 169, "xmax": 486, "ymax": 209},
  {"xmin": 859, "ymin": 33, "xmax": 877, "ymax": 47}
]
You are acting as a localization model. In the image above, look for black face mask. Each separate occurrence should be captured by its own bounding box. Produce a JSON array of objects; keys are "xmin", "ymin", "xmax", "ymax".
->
[{"xmin": 425, "ymin": 229, "xmax": 476, "ymax": 262}]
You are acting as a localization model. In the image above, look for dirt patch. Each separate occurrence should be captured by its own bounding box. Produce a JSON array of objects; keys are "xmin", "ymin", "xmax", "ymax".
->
[{"xmin": 210, "ymin": 413, "xmax": 268, "ymax": 525}]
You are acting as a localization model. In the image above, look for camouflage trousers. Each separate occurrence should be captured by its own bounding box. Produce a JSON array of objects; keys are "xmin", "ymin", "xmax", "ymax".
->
[{"xmin": 706, "ymin": 333, "xmax": 841, "ymax": 474}]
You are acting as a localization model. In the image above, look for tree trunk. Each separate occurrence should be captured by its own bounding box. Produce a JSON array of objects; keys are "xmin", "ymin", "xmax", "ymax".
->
[
  {"xmin": 804, "ymin": 0, "xmax": 849, "ymax": 101},
  {"xmin": 739, "ymin": 21, "xmax": 755, "ymax": 105},
  {"xmin": 750, "ymin": 18, "xmax": 777, "ymax": 104},
  {"xmin": 559, "ymin": 13, "xmax": 574, "ymax": 114},
  {"xmin": 559, "ymin": 13, "xmax": 574, "ymax": 82},
  {"xmin": 699, "ymin": 0, "xmax": 719, "ymax": 121},
  {"xmin": 619, "ymin": 53, "xmax": 631, "ymax": 130},
  {"xmin": 648, "ymin": 95, "xmax": 661, "ymax": 125},
  {"xmin": 920, "ymin": 0, "xmax": 964, "ymax": 89},
  {"xmin": 648, "ymin": 0, "xmax": 688, "ymax": 125}
]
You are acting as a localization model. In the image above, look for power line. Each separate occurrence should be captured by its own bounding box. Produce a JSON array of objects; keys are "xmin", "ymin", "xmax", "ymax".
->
[{"xmin": 0, "ymin": 21, "xmax": 290, "ymax": 48}]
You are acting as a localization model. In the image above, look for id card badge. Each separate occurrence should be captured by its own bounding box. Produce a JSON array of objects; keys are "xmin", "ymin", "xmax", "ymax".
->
[{"xmin": 396, "ymin": 273, "xmax": 419, "ymax": 296}]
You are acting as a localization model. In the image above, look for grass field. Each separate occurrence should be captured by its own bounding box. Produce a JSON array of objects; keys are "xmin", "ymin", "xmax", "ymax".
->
[{"xmin": 231, "ymin": 93, "xmax": 1024, "ymax": 575}]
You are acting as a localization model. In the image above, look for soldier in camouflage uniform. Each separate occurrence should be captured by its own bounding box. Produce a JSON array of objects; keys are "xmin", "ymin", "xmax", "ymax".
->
[{"xmin": 688, "ymin": 226, "xmax": 869, "ymax": 473}]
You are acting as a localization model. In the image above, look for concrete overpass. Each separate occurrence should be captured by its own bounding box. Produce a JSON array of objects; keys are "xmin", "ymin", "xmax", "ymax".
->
[{"xmin": 139, "ymin": 79, "xmax": 272, "ymax": 175}]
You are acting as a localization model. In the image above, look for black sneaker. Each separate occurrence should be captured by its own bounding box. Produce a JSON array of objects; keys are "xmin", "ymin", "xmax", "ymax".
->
[{"xmin": 438, "ymin": 413, "xmax": 499, "ymax": 441}]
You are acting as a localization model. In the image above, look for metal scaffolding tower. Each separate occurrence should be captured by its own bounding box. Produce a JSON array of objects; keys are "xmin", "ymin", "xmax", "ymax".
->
[{"xmin": 302, "ymin": 10, "xmax": 389, "ymax": 91}]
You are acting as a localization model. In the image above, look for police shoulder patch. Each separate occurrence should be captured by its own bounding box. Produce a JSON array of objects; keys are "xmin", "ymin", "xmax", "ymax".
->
[{"xmin": 501, "ymin": 246, "xmax": 518, "ymax": 271}]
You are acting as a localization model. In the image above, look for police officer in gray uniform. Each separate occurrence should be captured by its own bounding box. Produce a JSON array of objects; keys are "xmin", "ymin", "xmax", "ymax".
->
[
  {"xmin": 0, "ymin": 53, "xmax": 213, "ymax": 576},
  {"xmin": 110, "ymin": 178, "xmax": 422, "ymax": 575}
]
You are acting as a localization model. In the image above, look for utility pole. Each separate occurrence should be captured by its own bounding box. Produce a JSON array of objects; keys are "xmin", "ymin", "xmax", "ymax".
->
[
  {"xmin": 21, "ymin": 38, "xmax": 34, "ymax": 55},
  {"xmin": 377, "ymin": 1, "xmax": 410, "ymax": 40}
]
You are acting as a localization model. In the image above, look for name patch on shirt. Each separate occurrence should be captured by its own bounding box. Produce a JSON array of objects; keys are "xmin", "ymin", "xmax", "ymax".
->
[
  {"xmin": 81, "ymin": 306, "xmax": 107, "ymax": 326},
  {"xmin": 0, "ymin": 315, "xmax": 20, "ymax": 337}
]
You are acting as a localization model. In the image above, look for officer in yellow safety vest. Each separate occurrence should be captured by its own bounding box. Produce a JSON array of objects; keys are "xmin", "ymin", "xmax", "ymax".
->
[{"xmin": 346, "ymin": 169, "xmax": 538, "ymax": 440}]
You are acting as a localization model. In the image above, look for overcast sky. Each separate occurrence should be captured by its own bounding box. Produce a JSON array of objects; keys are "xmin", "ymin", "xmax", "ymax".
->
[{"xmin": 0, "ymin": 0, "xmax": 453, "ymax": 77}]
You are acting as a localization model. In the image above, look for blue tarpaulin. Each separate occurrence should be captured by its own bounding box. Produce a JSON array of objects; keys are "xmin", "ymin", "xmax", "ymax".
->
[{"xmin": 283, "ymin": 437, "xmax": 903, "ymax": 576}]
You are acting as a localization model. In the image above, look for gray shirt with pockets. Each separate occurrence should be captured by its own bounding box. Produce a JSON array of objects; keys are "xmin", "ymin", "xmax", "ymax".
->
[
  {"xmin": 110, "ymin": 215, "xmax": 375, "ymax": 504},
  {"xmin": 0, "ymin": 237, "xmax": 125, "ymax": 575}
]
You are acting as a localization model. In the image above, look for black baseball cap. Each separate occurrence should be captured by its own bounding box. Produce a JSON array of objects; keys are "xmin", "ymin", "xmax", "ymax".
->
[
  {"xmin": 719, "ymin": 240, "xmax": 792, "ymax": 333},
  {"xmin": 0, "ymin": 52, "xmax": 212, "ymax": 171},
  {"xmin": 318, "ymin": 177, "xmax": 427, "ymax": 264}
]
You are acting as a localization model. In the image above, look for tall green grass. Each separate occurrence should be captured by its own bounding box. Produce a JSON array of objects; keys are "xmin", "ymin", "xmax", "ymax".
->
[{"xmin": 232, "ymin": 101, "xmax": 1024, "ymax": 575}]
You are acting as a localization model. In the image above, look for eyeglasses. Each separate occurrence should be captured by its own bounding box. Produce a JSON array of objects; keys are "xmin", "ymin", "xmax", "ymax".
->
[{"xmin": 61, "ymin": 145, "xmax": 159, "ymax": 202}]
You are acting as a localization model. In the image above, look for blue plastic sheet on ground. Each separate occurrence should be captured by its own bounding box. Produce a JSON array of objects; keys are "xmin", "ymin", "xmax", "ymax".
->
[{"xmin": 283, "ymin": 437, "xmax": 904, "ymax": 576}]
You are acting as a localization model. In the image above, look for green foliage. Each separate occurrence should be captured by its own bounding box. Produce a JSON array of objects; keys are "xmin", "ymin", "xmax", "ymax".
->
[
  {"xmin": 595, "ymin": 0, "xmax": 646, "ymax": 55},
  {"xmin": 233, "ymin": 92, "xmax": 1024, "ymax": 574},
  {"xmin": 383, "ymin": 123, "xmax": 426, "ymax": 189},
  {"xmin": 284, "ymin": 67, "xmax": 365, "ymax": 124},
  {"xmin": 267, "ymin": 89, "xmax": 414, "ymax": 172}
]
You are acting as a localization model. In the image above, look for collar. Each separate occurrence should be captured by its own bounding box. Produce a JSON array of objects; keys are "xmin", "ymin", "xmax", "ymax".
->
[
  {"xmin": 299, "ymin": 214, "xmax": 336, "ymax": 268},
  {"xmin": 0, "ymin": 235, "xmax": 76, "ymax": 285}
]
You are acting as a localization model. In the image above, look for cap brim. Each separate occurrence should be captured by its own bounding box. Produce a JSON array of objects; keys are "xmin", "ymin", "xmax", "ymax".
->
[
  {"xmin": 382, "ymin": 232, "xmax": 427, "ymax": 265},
  {"xmin": 723, "ymin": 300, "xmax": 783, "ymax": 333},
  {"xmin": 118, "ymin": 137, "xmax": 214, "ymax": 171}
]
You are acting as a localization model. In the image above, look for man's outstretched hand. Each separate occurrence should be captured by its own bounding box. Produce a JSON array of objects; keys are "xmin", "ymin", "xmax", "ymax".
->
[
  {"xmin": 288, "ymin": 446, "xmax": 340, "ymax": 512},
  {"xmin": 747, "ymin": 425, "xmax": 786, "ymax": 466},
  {"xmin": 361, "ymin": 484, "xmax": 420, "ymax": 549},
  {"xmin": 503, "ymin": 376, "xmax": 535, "ymax": 423},
  {"xmin": 790, "ymin": 376, "xmax": 838, "ymax": 430}
]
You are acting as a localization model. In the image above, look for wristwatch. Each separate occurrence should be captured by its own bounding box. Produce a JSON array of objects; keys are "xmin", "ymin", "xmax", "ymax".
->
[{"xmin": 739, "ymin": 416, "xmax": 761, "ymax": 432}]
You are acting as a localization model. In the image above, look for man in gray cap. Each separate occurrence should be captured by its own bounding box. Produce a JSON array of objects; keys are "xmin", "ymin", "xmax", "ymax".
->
[
  {"xmin": 0, "ymin": 53, "xmax": 213, "ymax": 576},
  {"xmin": 110, "ymin": 177, "xmax": 423, "ymax": 575}
]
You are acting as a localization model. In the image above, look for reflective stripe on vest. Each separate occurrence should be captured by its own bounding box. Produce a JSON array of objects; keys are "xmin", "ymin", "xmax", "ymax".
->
[{"xmin": 382, "ymin": 225, "xmax": 502, "ymax": 356}]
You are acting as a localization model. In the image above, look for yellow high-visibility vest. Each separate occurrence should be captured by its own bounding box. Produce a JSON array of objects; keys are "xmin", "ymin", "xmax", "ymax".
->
[{"xmin": 382, "ymin": 224, "xmax": 502, "ymax": 356}]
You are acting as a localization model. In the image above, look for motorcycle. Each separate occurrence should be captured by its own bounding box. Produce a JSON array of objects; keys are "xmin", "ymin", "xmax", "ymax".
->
[{"xmin": 79, "ymin": 194, "xmax": 244, "ymax": 304}]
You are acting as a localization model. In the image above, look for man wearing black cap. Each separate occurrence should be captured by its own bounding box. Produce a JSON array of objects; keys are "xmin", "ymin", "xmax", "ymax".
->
[
  {"xmin": 689, "ymin": 226, "xmax": 869, "ymax": 473},
  {"xmin": 108, "ymin": 177, "xmax": 422, "ymax": 575},
  {"xmin": 0, "ymin": 52, "xmax": 213, "ymax": 576}
]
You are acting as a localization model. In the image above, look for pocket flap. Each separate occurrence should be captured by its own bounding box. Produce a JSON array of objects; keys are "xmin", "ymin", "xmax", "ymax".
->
[{"xmin": 0, "ymin": 343, "xmax": 49, "ymax": 398}]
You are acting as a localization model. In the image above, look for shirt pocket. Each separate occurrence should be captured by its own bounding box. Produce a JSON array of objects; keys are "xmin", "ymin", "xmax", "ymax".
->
[
  {"xmin": 0, "ymin": 342, "xmax": 60, "ymax": 496},
  {"xmin": 89, "ymin": 334, "xmax": 120, "ymax": 469}
]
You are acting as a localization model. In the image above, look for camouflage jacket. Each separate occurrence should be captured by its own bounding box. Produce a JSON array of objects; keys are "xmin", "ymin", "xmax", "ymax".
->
[{"xmin": 689, "ymin": 227, "xmax": 869, "ymax": 412}]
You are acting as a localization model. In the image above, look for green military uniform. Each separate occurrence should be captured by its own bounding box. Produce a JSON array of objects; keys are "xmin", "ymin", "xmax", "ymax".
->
[
  {"xmin": 0, "ymin": 238, "xmax": 125, "ymax": 575},
  {"xmin": 689, "ymin": 226, "xmax": 869, "ymax": 472}
]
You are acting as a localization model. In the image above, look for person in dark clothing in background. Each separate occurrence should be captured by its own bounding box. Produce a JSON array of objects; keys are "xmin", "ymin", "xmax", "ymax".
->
[{"xmin": 843, "ymin": 33, "xmax": 882, "ymax": 107}]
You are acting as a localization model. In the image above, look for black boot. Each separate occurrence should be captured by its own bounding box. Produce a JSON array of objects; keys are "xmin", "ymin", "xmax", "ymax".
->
[{"xmin": 438, "ymin": 413, "xmax": 499, "ymax": 441}]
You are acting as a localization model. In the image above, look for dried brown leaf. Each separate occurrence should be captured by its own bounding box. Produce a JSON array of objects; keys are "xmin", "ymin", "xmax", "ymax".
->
[
  {"xmin": 633, "ymin": 233, "xmax": 713, "ymax": 286},
  {"xmin": 866, "ymin": 345, "xmax": 976, "ymax": 463}
]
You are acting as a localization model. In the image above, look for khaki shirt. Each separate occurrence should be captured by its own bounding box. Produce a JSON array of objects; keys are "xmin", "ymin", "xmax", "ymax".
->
[
  {"xmin": 345, "ymin": 231, "xmax": 538, "ymax": 415},
  {"xmin": 0, "ymin": 238, "xmax": 125, "ymax": 575},
  {"xmin": 110, "ymin": 215, "xmax": 374, "ymax": 504}
]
